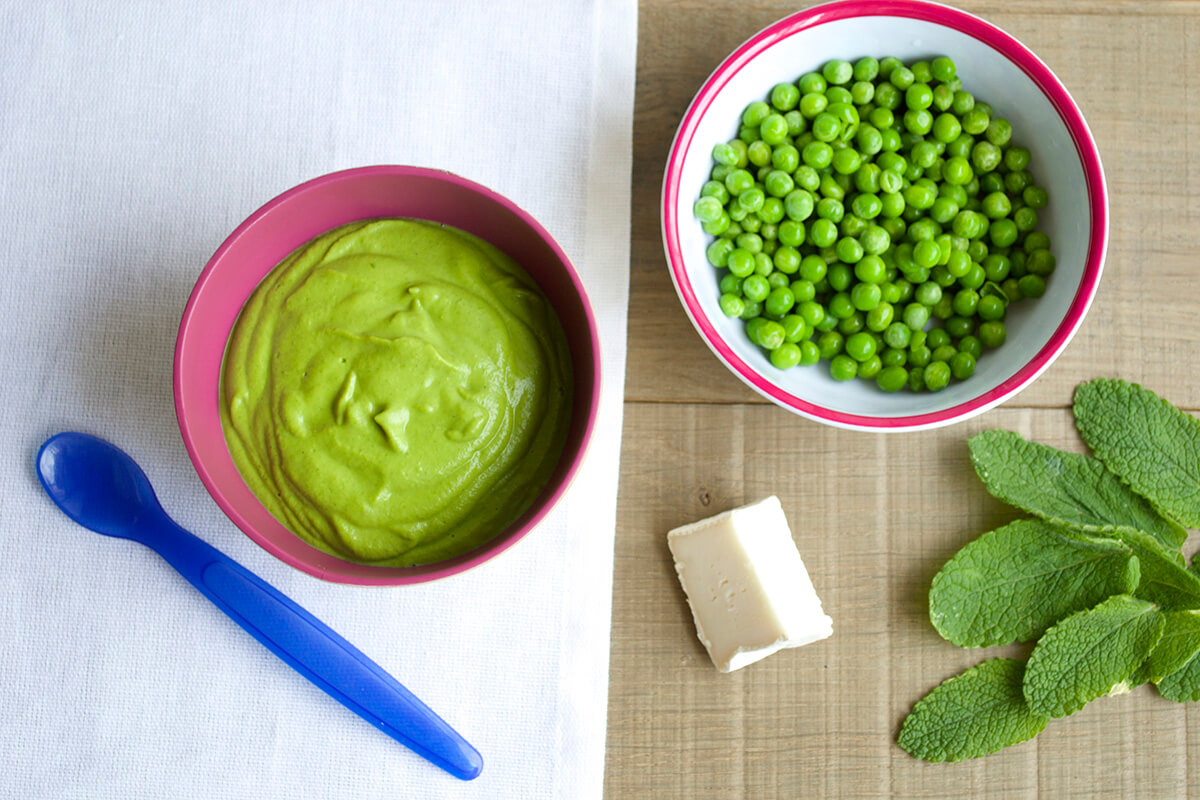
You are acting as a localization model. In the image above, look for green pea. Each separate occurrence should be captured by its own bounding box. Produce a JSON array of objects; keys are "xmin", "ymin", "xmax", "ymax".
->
[
  {"xmin": 985, "ymin": 117, "xmax": 1012, "ymax": 147},
  {"xmin": 931, "ymin": 344, "xmax": 957, "ymax": 365},
  {"xmin": 971, "ymin": 141, "xmax": 1002, "ymax": 173},
  {"xmin": 810, "ymin": 218, "xmax": 838, "ymax": 248},
  {"xmin": 950, "ymin": 351, "xmax": 976, "ymax": 380},
  {"xmin": 1005, "ymin": 169, "xmax": 1033, "ymax": 194},
  {"xmin": 931, "ymin": 56, "xmax": 956, "ymax": 83},
  {"xmin": 932, "ymin": 295, "xmax": 955, "ymax": 320},
  {"xmin": 770, "ymin": 82, "xmax": 801, "ymax": 112},
  {"xmin": 844, "ymin": 331, "xmax": 876, "ymax": 362},
  {"xmin": 743, "ymin": 274, "xmax": 770, "ymax": 303},
  {"xmin": 793, "ymin": 165, "xmax": 821, "ymax": 192},
  {"xmin": 944, "ymin": 315, "xmax": 974, "ymax": 339},
  {"xmin": 881, "ymin": 347, "xmax": 908, "ymax": 368},
  {"xmin": 982, "ymin": 254, "xmax": 1011, "ymax": 282},
  {"xmin": 765, "ymin": 286, "xmax": 796, "ymax": 317},
  {"xmin": 1023, "ymin": 185, "xmax": 1049, "ymax": 209},
  {"xmin": 1004, "ymin": 146, "xmax": 1031, "ymax": 172},
  {"xmin": 823, "ymin": 59, "xmax": 854, "ymax": 85},
  {"xmin": 797, "ymin": 340, "xmax": 820, "ymax": 366},
  {"xmin": 981, "ymin": 191, "xmax": 1011, "ymax": 219},
  {"xmin": 1018, "ymin": 274, "xmax": 1046, "ymax": 298},
  {"xmin": 942, "ymin": 156, "xmax": 973, "ymax": 186},
  {"xmin": 836, "ymin": 236, "xmax": 865, "ymax": 264},
  {"xmin": 852, "ymin": 254, "xmax": 885, "ymax": 284},
  {"xmin": 764, "ymin": 170, "xmax": 795, "ymax": 197},
  {"xmin": 768, "ymin": 342, "xmax": 802, "ymax": 369},
  {"xmin": 924, "ymin": 360, "xmax": 951, "ymax": 392},
  {"xmin": 978, "ymin": 320, "xmax": 1006, "ymax": 348},
  {"xmin": 802, "ymin": 141, "xmax": 834, "ymax": 169},
  {"xmin": 719, "ymin": 293, "xmax": 745, "ymax": 317},
  {"xmin": 770, "ymin": 148, "xmax": 799, "ymax": 177},
  {"xmin": 931, "ymin": 84, "xmax": 954, "ymax": 112},
  {"xmin": 767, "ymin": 270, "xmax": 788, "ymax": 289},
  {"xmin": 831, "ymin": 147, "xmax": 863, "ymax": 174},
  {"xmin": 906, "ymin": 83, "xmax": 934, "ymax": 111},
  {"xmin": 1014, "ymin": 206, "xmax": 1038, "ymax": 232},
  {"xmin": 909, "ymin": 344, "xmax": 932, "ymax": 368},
  {"xmin": 962, "ymin": 106, "xmax": 990, "ymax": 135},
  {"xmin": 756, "ymin": 319, "xmax": 786, "ymax": 349},
  {"xmin": 830, "ymin": 353, "xmax": 858, "ymax": 381},
  {"xmin": 727, "ymin": 249, "xmax": 754, "ymax": 277},
  {"xmin": 903, "ymin": 108, "xmax": 933, "ymax": 135},
  {"xmin": 778, "ymin": 221, "xmax": 806, "ymax": 249},
  {"xmin": 958, "ymin": 334, "xmax": 982, "ymax": 359},
  {"xmin": 977, "ymin": 294, "xmax": 1006, "ymax": 321},
  {"xmin": 867, "ymin": 301, "xmax": 894, "ymax": 332},
  {"xmin": 860, "ymin": 224, "xmax": 891, "ymax": 255},
  {"xmin": 828, "ymin": 263, "xmax": 853, "ymax": 292},
  {"xmin": 989, "ymin": 218, "xmax": 1019, "ymax": 248},
  {"xmin": 796, "ymin": 254, "xmax": 826, "ymax": 283},
  {"xmin": 889, "ymin": 66, "xmax": 915, "ymax": 90},
  {"xmin": 781, "ymin": 314, "xmax": 809, "ymax": 343},
  {"xmin": 902, "ymin": 302, "xmax": 931, "ymax": 331},
  {"xmin": 1026, "ymin": 249, "xmax": 1056, "ymax": 276},
  {"xmin": 759, "ymin": 197, "xmax": 785, "ymax": 224},
  {"xmin": 784, "ymin": 110, "xmax": 807, "ymax": 137},
  {"xmin": 884, "ymin": 321, "xmax": 912, "ymax": 349},
  {"xmin": 798, "ymin": 300, "xmax": 825, "ymax": 328},
  {"xmin": 818, "ymin": 330, "xmax": 845, "ymax": 360},
  {"xmin": 876, "ymin": 365, "xmax": 909, "ymax": 392}
]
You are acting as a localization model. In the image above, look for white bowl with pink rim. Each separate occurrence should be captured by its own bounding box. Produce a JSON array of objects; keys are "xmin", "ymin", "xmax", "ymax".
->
[{"xmin": 662, "ymin": 0, "xmax": 1107, "ymax": 432}]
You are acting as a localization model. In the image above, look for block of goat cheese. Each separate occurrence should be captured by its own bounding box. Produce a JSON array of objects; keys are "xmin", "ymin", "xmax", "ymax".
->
[{"xmin": 668, "ymin": 496, "xmax": 833, "ymax": 673}]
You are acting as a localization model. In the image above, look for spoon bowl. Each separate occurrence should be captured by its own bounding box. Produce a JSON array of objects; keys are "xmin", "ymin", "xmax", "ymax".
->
[{"xmin": 38, "ymin": 432, "xmax": 163, "ymax": 540}]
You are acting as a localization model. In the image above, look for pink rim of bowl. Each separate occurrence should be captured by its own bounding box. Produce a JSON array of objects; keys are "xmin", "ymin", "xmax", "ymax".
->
[
  {"xmin": 174, "ymin": 165, "xmax": 601, "ymax": 585},
  {"xmin": 662, "ymin": 0, "xmax": 1108, "ymax": 431}
]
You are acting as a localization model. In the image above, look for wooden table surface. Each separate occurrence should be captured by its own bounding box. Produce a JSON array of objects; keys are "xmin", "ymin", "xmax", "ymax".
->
[{"xmin": 606, "ymin": 2, "xmax": 1200, "ymax": 797}]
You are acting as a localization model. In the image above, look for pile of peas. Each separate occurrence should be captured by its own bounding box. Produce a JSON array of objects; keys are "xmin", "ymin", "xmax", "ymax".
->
[{"xmin": 693, "ymin": 55, "xmax": 1054, "ymax": 393}]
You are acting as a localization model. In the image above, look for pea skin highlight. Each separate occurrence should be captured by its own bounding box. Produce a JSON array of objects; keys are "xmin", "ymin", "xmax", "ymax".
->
[{"xmin": 696, "ymin": 55, "xmax": 1055, "ymax": 393}]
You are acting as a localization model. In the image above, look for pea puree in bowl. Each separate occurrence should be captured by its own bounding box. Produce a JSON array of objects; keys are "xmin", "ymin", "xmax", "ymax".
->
[{"xmin": 221, "ymin": 218, "xmax": 573, "ymax": 568}]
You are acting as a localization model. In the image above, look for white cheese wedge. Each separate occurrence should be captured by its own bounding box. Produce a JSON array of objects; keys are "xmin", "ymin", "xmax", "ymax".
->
[{"xmin": 668, "ymin": 495, "xmax": 833, "ymax": 672}]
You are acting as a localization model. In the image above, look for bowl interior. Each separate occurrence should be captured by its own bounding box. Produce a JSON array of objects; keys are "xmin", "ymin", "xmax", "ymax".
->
[
  {"xmin": 176, "ymin": 166, "xmax": 599, "ymax": 584},
  {"xmin": 666, "ymin": 5, "xmax": 1104, "ymax": 429}
]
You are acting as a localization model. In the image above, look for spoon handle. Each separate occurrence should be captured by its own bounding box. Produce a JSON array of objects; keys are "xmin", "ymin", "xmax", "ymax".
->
[{"xmin": 143, "ymin": 515, "xmax": 483, "ymax": 781}]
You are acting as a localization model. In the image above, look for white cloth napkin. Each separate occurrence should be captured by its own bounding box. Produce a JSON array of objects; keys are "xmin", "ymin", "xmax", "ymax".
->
[{"xmin": 0, "ymin": 1, "xmax": 634, "ymax": 797}]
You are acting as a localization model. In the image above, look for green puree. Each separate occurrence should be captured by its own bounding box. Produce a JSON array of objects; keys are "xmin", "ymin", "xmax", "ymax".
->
[{"xmin": 221, "ymin": 218, "xmax": 573, "ymax": 567}]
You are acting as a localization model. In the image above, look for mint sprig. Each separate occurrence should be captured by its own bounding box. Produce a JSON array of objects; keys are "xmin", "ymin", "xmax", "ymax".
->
[{"xmin": 899, "ymin": 379, "xmax": 1200, "ymax": 762}]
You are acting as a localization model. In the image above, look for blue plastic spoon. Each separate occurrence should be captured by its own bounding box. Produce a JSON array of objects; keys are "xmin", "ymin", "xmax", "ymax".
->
[{"xmin": 35, "ymin": 431, "xmax": 483, "ymax": 781}]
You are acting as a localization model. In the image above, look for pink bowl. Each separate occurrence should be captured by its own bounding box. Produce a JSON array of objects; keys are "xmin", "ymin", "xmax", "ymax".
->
[
  {"xmin": 174, "ymin": 166, "xmax": 601, "ymax": 584},
  {"xmin": 662, "ymin": 0, "xmax": 1108, "ymax": 431}
]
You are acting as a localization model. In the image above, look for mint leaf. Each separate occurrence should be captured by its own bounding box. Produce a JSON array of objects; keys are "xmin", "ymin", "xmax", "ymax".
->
[
  {"xmin": 929, "ymin": 520, "xmax": 1139, "ymax": 647},
  {"xmin": 1074, "ymin": 379, "xmax": 1200, "ymax": 528},
  {"xmin": 897, "ymin": 658, "xmax": 1048, "ymax": 762},
  {"xmin": 1088, "ymin": 527, "xmax": 1200, "ymax": 610},
  {"xmin": 1144, "ymin": 610, "xmax": 1200, "ymax": 683},
  {"xmin": 1024, "ymin": 594, "xmax": 1165, "ymax": 718},
  {"xmin": 1156, "ymin": 647, "xmax": 1200, "ymax": 703},
  {"xmin": 968, "ymin": 430, "xmax": 1186, "ymax": 550}
]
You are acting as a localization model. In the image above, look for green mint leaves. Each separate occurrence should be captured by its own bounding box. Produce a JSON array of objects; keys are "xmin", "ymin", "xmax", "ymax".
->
[
  {"xmin": 1074, "ymin": 379, "xmax": 1200, "ymax": 528},
  {"xmin": 1023, "ymin": 595, "xmax": 1164, "ymax": 718},
  {"xmin": 969, "ymin": 430, "xmax": 1186, "ymax": 549},
  {"xmin": 1143, "ymin": 611, "xmax": 1200, "ymax": 685},
  {"xmin": 900, "ymin": 379, "xmax": 1200, "ymax": 762},
  {"xmin": 897, "ymin": 659, "xmax": 1048, "ymax": 762},
  {"xmin": 929, "ymin": 520, "xmax": 1138, "ymax": 647}
]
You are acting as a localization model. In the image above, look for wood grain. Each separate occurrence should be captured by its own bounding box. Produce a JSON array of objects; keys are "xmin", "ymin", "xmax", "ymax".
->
[{"xmin": 608, "ymin": 1, "xmax": 1200, "ymax": 797}]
